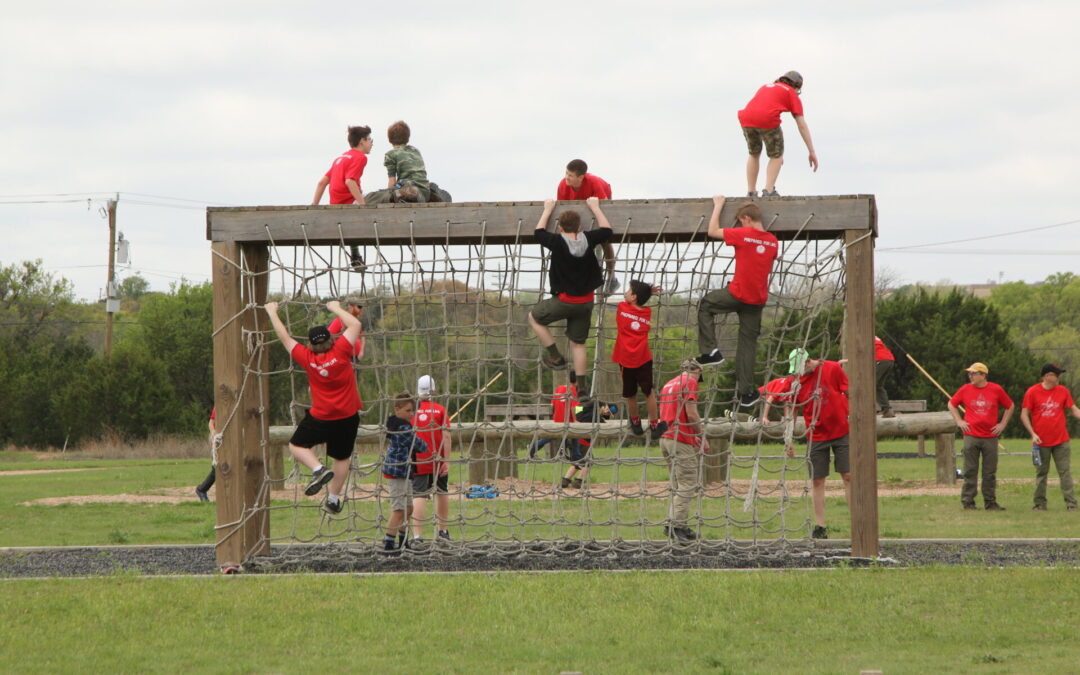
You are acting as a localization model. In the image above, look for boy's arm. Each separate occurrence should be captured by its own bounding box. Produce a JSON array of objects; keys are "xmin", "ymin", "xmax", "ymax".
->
[
  {"xmin": 311, "ymin": 176, "xmax": 330, "ymax": 205},
  {"xmin": 345, "ymin": 179, "xmax": 365, "ymax": 205},
  {"xmin": 327, "ymin": 300, "xmax": 361, "ymax": 344},
  {"xmin": 585, "ymin": 197, "xmax": 611, "ymax": 229},
  {"xmin": 1020, "ymin": 408, "xmax": 1042, "ymax": 445},
  {"xmin": 387, "ymin": 177, "xmax": 396, "ymax": 189},
  {"xmin": 264, "ymin": 301, "xmax": 299, "ymax": 353},
  {"xmin": 707, "ymin": 195, "xmax": 727, "ymax": 240},
  {"xmin": 536, "ymin": 199, "xmax": 556, "ymax": 231},
  {"xmin": 793, "ymin": 114, "xmax": 818, "ymax": 172}
]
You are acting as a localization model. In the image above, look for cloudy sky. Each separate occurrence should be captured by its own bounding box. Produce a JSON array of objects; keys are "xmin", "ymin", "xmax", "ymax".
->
[{"xmin": 3, "ymin": 0, "xmax": 1078, "ymax": 301}]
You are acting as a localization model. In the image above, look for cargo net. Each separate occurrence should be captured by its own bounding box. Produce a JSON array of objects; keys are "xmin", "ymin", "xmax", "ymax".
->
[{"xmin": 214, "ymin": 212, "xmax": 853, "ymax": 570}]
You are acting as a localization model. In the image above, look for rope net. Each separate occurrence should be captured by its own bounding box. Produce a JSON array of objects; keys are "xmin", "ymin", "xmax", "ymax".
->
[{"xmin": 216, "ymin": 214, "xmax": 851, "ymax": 567}]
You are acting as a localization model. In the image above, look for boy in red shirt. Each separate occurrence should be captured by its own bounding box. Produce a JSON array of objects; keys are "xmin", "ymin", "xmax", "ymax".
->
[
  {"xmin": 658, "ymin": 359, "xmax": 705, "ymax": 542},
  {"xmin": 265, "ymin": 300, "xmax": 363, "ymax": 514},
  {"xmin": 613, "ymin": 279, "xmax": 667, "ymax": 440},
  {"xmin": 194, "ymin": 407, "xmax": 218, "ymax": 502},
  {"xmin": 1020, "ymin": 364, "xmax": 1080, "ymax": 511},
  {"xmin": 948, "ymin": 362, "xmax": 1015, "ymax": 511},
  {"xmin": 784, "ymin": 349, "xmax": 850, "ymax": 539},
  {"xmin": 759, "ymin": 375, "xmax": 794, "ymax": 422},
  {"xmin": 311, "ymin": 125, "xmax": 373, "ymax": 272},
  {"xmin": 411, "ymin": 375, "xmax": 454, "ymax": 541},
  {"xmin": 874, "ymin": 336, "xmax": 896, "ymax": 417},
  {"xmin": 738, "ymin": 70, "xmax": 818, "ymax": 197},
  {"xmin": 557, "ymin": 159, "xmax": 617, "ymax": 294},
  {"xmin": 529, "ymin": 383, "xmax": 582, "ymax": 462},
  {"xmin": 695, "ymin": 195, "xmax": 779, "ymax": 408}
]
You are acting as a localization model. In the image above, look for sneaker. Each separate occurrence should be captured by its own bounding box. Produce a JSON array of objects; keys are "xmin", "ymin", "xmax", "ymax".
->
[
  {"xmin": 437, "ymin": 529, "xmax": 452, "ymax": 541},
  {"xmin": 350, "ymin": 253, "xmax": 367, "ymax": 273},
  {"xmin": 695, "ymin": 350, "xmax": 725, "ymax": 367},
  {"xmin": 962, "ymin": 503, "xmax": 977, "ymax": 510},
  {"xmin": 665, "ymin": 525, "xmax": 697, "ymax": 542},
  {"xmin": 381, "ymin": 538, "xmax": 401, "ymax": 557},
  {"xmin": 985, "ymin": 503, "xmax": 1006, "ymax": 511},
  {"xmin": 408, "ymin": 536, "xmax": 424, "ymax": 549},
  {"xmin": 1067, "ymin": 504, "xmax": 1077, "ymax": 511},
  {"xmin": 304, "ymin": 467, "xmax": 334, "ymax": 496},
  {"xmin": 738, "ymin": 391, "xmax": 761, "ymax": 408},
  {"xmin": 649, "ymin": 421, "xmax": 669, "ymax": 442},
  {"xmin": 761, "ymin": 189, "xmax": 780, "ymax": 197},
  {"xmin": 955, "ymin": 469, "xmax": 963, "ymax": 480},
  {"xmin": 560, "ymin": 477, "xmax": 572, "ymax": 489},
  {"xmin": 1032, "ymin": 504, "xmax": 1047, "ymax": 511},
  {"xmin": 812, "ymin": 525, "xmax": 828, "ymax": 539},
  {"xmin": 882, "ymin": 409, "xmax": 896, "ymax": 419},
  {"xmin": 629, "ymin": 420, "xmax": 645, "ymax": 437},
  {"xmin": 541, "ymin": 353, "xmax": 568, "ymax": 370},
  {"xmin": 322, "ymin": 497, "xmax": 343, "ymax": 515},
  {"xmin": 194, "ymin": 488, "xmax": 209, "ymax": 502},
  {"xmin": 746, "ymin": 191, "xmax": 758, "ymax": 198},
  {"xmin": 571, "ymin": 478, "xmax": 583, "ymax": 490}
]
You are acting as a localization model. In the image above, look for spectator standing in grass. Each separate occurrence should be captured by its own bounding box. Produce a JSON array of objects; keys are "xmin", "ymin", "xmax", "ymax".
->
[
  {"xmin": 1021, "ymin": 364, "xmax": 1080, "ymax": 511},
  {"xmin": 948, "ymin": 362, "xmax": 1015, "ymax": 511}
]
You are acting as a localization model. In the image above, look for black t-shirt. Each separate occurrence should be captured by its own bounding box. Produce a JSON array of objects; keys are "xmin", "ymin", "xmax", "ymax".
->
[{"xmin": 534, "ymin": 228, "xmax": 612, "ymax": 297}]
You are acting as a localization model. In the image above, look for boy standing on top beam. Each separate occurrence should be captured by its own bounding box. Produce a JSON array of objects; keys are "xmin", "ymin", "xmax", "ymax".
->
[
  {"xmin": 557, "ymin": 159, "xmax": 618, "ymax": 295},
  {"xmin": 529, "ymin": 196, "xmax": 613, "ymax": 404}
]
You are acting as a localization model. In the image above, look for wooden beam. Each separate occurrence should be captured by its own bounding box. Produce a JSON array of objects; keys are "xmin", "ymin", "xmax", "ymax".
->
[
  {"xmin": 240, "ymin": 243, "xmax": 270, "ymax": 557},
  {"xmin": 844, "ymin": 229, "xmax": 879, "ymax": 558},
  {"xmin": 207, "ymin": 196, "xmax": 877, "ymax": 246}
]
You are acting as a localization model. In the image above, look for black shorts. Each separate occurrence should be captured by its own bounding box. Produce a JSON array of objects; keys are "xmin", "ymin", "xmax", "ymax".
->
[
  {"xmin": 620, "ymin": 361, "xmax": 654, "ymax": 398},
  {"xmin": 410, "ymin": 472, "xmax": 449, "ymax": 497},
  {"xmin": 808, "ymin": 435, "xmax": 850, "ymax": 480},
  {"xmin": 290, "ymin": 412, "xmax": 360, "ymax": 460}
]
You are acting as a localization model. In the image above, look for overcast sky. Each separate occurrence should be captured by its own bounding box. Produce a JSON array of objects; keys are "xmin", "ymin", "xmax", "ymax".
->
[{"xmin": 3, "ymin": 0, "xmax": 1078, "ymax": 301}]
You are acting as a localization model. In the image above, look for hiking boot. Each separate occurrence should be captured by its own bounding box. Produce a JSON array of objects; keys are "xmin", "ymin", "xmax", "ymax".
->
[
  {"xmin": 962, "ymin": 503, "xmax": 977, "ymax": 510},
  {"xmin": 1067, "ymin": 504, "xmax": 1077, "ymax": 511},
  {"xmin": 571, "ymin": 478, "xmax": 583, "ymax": 490},
  {"xmin": 761, "ymin": 189, "xmax": 780, "ymax": 197},
  {"xmin": 541, "ymin": 353, "xmax": 568, "ymax": 370},
  {"xmin": 560, "ymin": 477, "xmax": 572, "ymax": 489},
  {"xmin": 322, "ymin": 497, "xmax": 343, "ymax": 515},
  {"xmin": 629, "ymin": 420, "xmax": 645, "ymax": 436},
  {"xmin": 194, "ymin": 488, "xmax": 209, "ymax": 502},
  {"xmin": 985, "ymin": 503, "xmax": 1006, "ymax": 511},
  {"xmin": 695, "ymin": 349, "xmax": 725, "ymax": 367},
  {"xmin": 350, "ymin": 253, "xmax": 367, "ymax": 273},
  {"xmin": 394, "ymin": 182, "xmax": 419, "ymax": 202},
  {"xmin": 738, "ymin": 391, "xmax": 761, "ymax": 408},
  {"xmin": 882, "ymin": 409, "xmax": 896, "ymax": 418},
  {"xmin": 304, "ymin": 467, "xmax": 334, "ymax": 496},
  {"xmin": 649, "ymin": 421, "xmax": 669, "ymax": 442},
  {"xmin": 1032, "ymin": 504, "xmax": 1047, "ymax": 511},
  {"xmin": 812, "ymin": 525, "xmax": 828, "ymax": 539}
]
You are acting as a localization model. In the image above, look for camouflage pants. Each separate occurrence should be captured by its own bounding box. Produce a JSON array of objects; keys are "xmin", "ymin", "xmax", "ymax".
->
[{"xmin": 742, "ymin": 125, "xmax": 784, "ymax": 158}]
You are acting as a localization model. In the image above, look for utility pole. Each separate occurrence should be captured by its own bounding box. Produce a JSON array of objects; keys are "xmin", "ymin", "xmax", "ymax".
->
[{"xmin": 104, "ymin": 197, "xmax": 118, "ymax": 359}]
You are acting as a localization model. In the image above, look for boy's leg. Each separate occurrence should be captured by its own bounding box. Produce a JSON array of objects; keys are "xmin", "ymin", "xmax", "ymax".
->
[
  {"xmin": 1033, "ymin": 446, "xmax": 1052, "ymax": 508},
  {"xmin": 568, "ymin": 341, "xmax": 588, "ymax": 389},
  {"xmin": 875, "ymin": 359, "xmax": 894, "ymax": 413},
  {"xmin": 645, "ymin": 391, "xmax": 659, "ymax": 422},
  {"xmin": 289, "ymin": 444, "xmax": 322, "ymax": 471},
  {"xmin": 696, "ymin": 288, "xmax": 740, "ymax": 355},
  {"xmin": 626, "ymin": 396, "xmax": 640, "ymax": 420},
  {"xmin": 411, "ymin": 497, "xmax": 428, "ymax": 538},
  {"xmin": 763, "ymin": 157, "xmax": 784, "ymax": 193},
  {"xmin": 811, "ymin": 478, "xmax": 827, "ymax": 527},
  {"xmin": 435, "ymin": 479, "xmax": 450, "ymax": 532},
  {"xmin": 982, "ymin": 439, "xmax": 1000, "ymax": 506},
  {"xmin": 364, "ymin": 189, "xmax": 394, "ymax": 205},
  {"xmin": 742, "ymin": 127, "xmax": 763, "ymax": 195},
  {"xmin": 734, "ymin": 303, "xmax": 764, "ymax": 397},
  {"xmin": 197, "ymin": 467, "xmax": 216, "ymax": 493},
  {"xmin": 960, "ymin": 436, "xmax": 980, "ymax": 507},
  {"xmin": 761, "ymin": 127, "xmax": 786, "ymax": 194},
  {"xmin": 327, "ymin": 457, "xmax": 351, "ymax": 498},
  {"xmin": 386, "ymin": 509, "xmax": 403, "ymax": 535}
]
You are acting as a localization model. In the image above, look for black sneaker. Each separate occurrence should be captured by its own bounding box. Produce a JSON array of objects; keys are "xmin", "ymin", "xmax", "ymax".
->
[
  {"xmin": 812, "ymin": 525, "xmax": 828, "ymax": 539},
  {"xmin": 649, "ymin": 421, "xmax": 668, "ymax": 442},
  {"xmin": 437, "ymin": 530, "xmax": 452, "ymax": 541},
  {"xmin": 665, "ymin": 526, "xmax": 697, "ymax": 542},
  {"xmin": 541, "ymin": 353, "xmax": 568, "ymax": 370},
  {"xmin": 762, "ymin": 189, "xmax": 780, "ymax": 197},
  {"xmin": 560, "ymin": 477, "xmax": 572, "ymax": 489},
  {"xmin": 629, "ymin": 420, "xmax": 645, "ymax": 436},
  {"xmin": 304, "ymin": 467, "xmax": 334, "ymax": 496},
  {"xmin": 322, "ymin": 497, "xmax": 343, "ymax": 515},
  {"xmin": 962, "ymin": 503, "xmax": 977, "ymax": 510},
  {"xmin": 1032, "ymin": 504, "xmax": 1047, "ymax": 511},
  {"xmin": 696, "ymin": 350, "xmax": 725, "ymax": 367},
  {"xmin": 985, "ymin": 503, "xmax": 1006, "ymax": 511},
  {"xmin": 194, "ymin": 488, "xmax": 209, "ymax": 502},
  {"xmin": 738, "ymin": 391, "xmax": 761, "ymax": 407},
  {"xmin": 350, "ymin": 253, "xmax": 367, "ymax": 273},
  {"xmin": 571, "ymin": 478, "xmax": 583, "ymax": 489}
]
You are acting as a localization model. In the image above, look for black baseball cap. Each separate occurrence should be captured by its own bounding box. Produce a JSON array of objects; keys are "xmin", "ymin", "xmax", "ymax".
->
[
  {"xmin": 308, "ymin": 326, "xmax": 332, "ymax": 345},
  {"xmin": 1041, "ymin": 364, "xmax": 1066, "ymax": 376}
]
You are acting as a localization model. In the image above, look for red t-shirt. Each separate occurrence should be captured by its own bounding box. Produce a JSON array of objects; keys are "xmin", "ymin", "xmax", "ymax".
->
[
  {"xmin": 660, "ymin": 373, "xmax": 701, "ymax": 446},
  {"xmin": 612, "ymin": 301, "xmax": 652, "ymax": 368},
  {"xmin": 759, "ymin": 376, "xmax": 794, "ymax": 401},
  {"xmin": 1022, "ymin": 384, "xmax": 1075, "ymax": 447},
  {"xmin": 723, "ymin": 227, "xmax": 778, "ymax": 305},
  {"xmin": 737, "ymin": 82, "xmax": 804, "ymax": 129},
  {"xmin": 210, "ymin": 407, "xmax": 216, "ymax": 420},
  {"xmin": 290, "ymin": 337, "xmax": 361, "ymax": 421},
  {"xmin": 874, "ymin": 336, "xmax": 895, "ymax": 362},
  {"xmin": 327, "ymin": 317, "xmax": 365, "ymax": 357},
  {"xmin": 412, "ymin": 400, "xmax": 448, "ymax": 476},
  {"xmin": 325, "ymin": 149, "xmax": 368, "ymax": 204},
  {"xmin": 552, "ymin": 385, "xmax": 578, "ymax": 423},
  {"xmin": 557, "ymin": 291, "xmax": 595, "ymax": 303},
  {"xmin": 556, "ymin": 173, "xmax": 612, "ymax": 201},
  {"xmin": 949, "ymin": 382, "xmax": 1014, "ymax": 438},
  {"xmin": 794, "ymin": 361, "xmax": 849, "ymax": 443}
]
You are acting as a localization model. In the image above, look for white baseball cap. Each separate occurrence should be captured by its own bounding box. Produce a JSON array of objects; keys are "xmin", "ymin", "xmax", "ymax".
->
[{"xmin": 417, "ymin": 375, "xmax": 436, "ymax": 397}]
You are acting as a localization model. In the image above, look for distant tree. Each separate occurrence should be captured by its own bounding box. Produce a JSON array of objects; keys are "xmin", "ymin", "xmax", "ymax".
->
[{"xmin": 117, "ymin": 274, "xmax": 151, "ymax": 299}]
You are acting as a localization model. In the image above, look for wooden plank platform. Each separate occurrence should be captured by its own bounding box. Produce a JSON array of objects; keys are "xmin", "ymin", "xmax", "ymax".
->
[{"xmin": 206, "ymin": 195, "xmax": 877, "ymax": 246}]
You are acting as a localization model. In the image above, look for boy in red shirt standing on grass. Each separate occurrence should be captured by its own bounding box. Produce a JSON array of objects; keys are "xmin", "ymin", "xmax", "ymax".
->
[
  {"xmin": 613, "ymin": 279, "xmax": 667, "ymax": 441},
  {"xmin": 738, "ymin": 71, "xmax": 818, "ymax": 197},
  {"xmin": 1020, "ymin": 364, "xmax": 1080, "ymax": 511},
  {"xmin": 557, "ymin": 159, "xmax": 617, "ymax": 294},
  {"xmin": 695, "ymin": 195, "xmax": 779, "ymax": 409},
  {"xmin": 784, "ymin": 349, "xmax": 850, "ymax": 539},
  {"xmin": 411, "ymin": 375, "xmax": 454, "ymax": 542},
  {"xmin": 658, "ymin": 359, "xmax": 705, "ymax": 543},
  {"xmin": 948, "ymin": 362, "xmax": 1015, "ymax": 511},
  {"xmin": 311, "ymin": 125, "xmax": 374, "ymax": 271}
]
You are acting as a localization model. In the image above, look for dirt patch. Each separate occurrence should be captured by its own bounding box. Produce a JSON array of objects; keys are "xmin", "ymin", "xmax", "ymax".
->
[{"xmin": 0, "ymin": 468, "xmax": 107, "ymax": 477}]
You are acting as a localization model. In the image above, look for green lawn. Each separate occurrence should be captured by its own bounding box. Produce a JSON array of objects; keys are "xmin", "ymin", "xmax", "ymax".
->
[
  {"xmin": 1, "ymin": 439, "xmax": 1073, "ymax": 547},
  {"xmin": 2, "ymin": 568, "xmax": 1079, "ymax": 673}
]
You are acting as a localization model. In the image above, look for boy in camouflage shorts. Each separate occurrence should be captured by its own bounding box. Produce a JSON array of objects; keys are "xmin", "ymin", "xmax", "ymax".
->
[{"xmin": 365, "ymin": 120, "xmax": 431, "ymax": 204}]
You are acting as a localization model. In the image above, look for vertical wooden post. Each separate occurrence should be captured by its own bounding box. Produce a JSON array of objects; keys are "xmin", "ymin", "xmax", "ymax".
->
[
  {"xmin": 104, "ymin": 198, "xmax": 117, "ymax": 359},
  {"xmin": 240, "ymin": 243, "xmax": 270, "ymax": 557},
  {"xmin": 703, "ymin": 437, "xmax": 729, "ymax": 485},
  {"xmin": 844, "ymin": 229, "xmax": 879, "ymax": 557},
  {"xmin": 935, "ymin": 433, "xmax": 957, "ymax": 484}
]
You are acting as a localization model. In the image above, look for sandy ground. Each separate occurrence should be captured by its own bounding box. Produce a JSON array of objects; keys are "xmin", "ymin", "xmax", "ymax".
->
[{"xmin": 17, "ymin": 476, "xmax": 1060, "ymax": 506}]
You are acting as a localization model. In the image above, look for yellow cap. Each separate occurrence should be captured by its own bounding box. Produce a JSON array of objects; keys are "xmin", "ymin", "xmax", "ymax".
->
[{"xmin": 965, "ymin": 362, "xmax": 988, "ymax": 374}]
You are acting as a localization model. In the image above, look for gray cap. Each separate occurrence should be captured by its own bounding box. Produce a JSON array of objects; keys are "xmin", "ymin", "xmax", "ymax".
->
[
  {"xmin": 779, "ymin": 70, "xmax": 803, "ymax": 91},
  {"xmin": 344, "ymin": 293, "xmax": 364, "ymax": 307}
]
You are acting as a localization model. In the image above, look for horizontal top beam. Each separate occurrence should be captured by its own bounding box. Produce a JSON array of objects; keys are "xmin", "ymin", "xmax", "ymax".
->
[{"xmin": 207, "ymin": 196, "xmax": 877, "ymax": 246}]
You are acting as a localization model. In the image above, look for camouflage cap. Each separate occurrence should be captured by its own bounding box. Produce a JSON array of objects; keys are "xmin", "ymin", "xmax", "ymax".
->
[{"xmin": 779, "ymin": 70, "xmax": 803, "ymax": 91}]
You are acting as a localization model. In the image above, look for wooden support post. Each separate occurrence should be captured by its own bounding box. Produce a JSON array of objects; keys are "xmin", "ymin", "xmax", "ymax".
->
[
  {"xmin": 844, "ymin": 229, "xmax": 879, "ymax": 558},
  {"xmin": 267, "ymin": 441, "xmax": 286, "ymax": 482},
  {"xmin": 935, "ymin": 433, "xmax": 957, "ymax": 484},
  {"xmin": 917, "ymin": 434, "xmax": 926, "ymax": 457},
  {"xmin": 241, "ymin": 243, "xmax": 271, "ymax": 557},
  {"xmin": 703, "ymin": 437, "xmax": 730, "ymax": 485}
]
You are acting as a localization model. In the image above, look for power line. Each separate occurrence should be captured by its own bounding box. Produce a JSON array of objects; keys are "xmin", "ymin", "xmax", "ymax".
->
[
  {"xmin": 879, "ymin": 216, "xmax": 1080, "ymax": 251},
  {"xmin": 881, "ymin": 249, "xmax": 1080, "ymax": 256}
]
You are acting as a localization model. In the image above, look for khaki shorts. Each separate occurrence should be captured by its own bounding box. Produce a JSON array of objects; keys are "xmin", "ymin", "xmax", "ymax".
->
[
  {"xmin": 530, "ymin": 297, "xmax": 595, "ymax": 344},
  {"xmin": 385, "ymin": 477, "xmax": 410, "ymax": 511},
  {"xmin": 808, "ymin": 435, "xmax": 850, "ymax": 479},
  {"xmin": 742, "ymin": 125, "xmax": 784, "ymax": 159}
]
